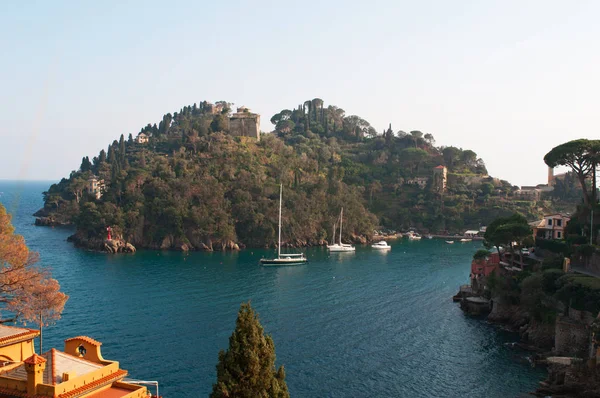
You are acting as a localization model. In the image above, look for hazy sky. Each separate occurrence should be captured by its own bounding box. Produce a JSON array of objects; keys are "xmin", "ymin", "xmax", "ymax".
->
[{"xmin": 1, "ymin": 1, "xmax": 598, "ymax": 186}]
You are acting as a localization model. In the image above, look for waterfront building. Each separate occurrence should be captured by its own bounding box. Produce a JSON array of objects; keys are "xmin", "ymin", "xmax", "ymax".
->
[
  {"xmin": 530, "ymin": 214, "xmax": 571, "ymax": 240},
  {"xmin": 0, "ymin": 325, "xmax": 156, "ymax": 398},
  {"xmin": 470, "ymin": 252, "xmax": 501, "ymax": 292}
]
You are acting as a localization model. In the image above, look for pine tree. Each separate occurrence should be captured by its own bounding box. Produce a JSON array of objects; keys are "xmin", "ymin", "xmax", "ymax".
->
[{"xmin": 211, "ymin": 302, "xmax": 289, "ymax": 398}]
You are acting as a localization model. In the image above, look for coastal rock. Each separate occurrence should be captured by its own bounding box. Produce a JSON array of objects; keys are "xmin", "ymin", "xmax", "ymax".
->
[
  {"xmin": 35, "ymin": 217, "xmax": 69, "ymax": 227},
  {"xmin": 124, "ymin": 243, "xmax": 137, "ymax": 253},
  {"xmin": 197, "ymin": 242, "xmax": 211, "ymax": 251},
  {"xmin": 160, "ymin": 236, "xmax": 173, "ymax": 250}
]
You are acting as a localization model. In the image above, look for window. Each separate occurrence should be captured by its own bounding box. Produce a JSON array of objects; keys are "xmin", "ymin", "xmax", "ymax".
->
[
  {"xmin": 557, "ymin": 231, "xmax": 561, "ymax": 239},
  {"xmin": 547, "ymin": 219, "xmax": 552, "ymax": 226},
  {"xmin": 557, "ymin": 219, "xmax": 562, "ymax": 227}
]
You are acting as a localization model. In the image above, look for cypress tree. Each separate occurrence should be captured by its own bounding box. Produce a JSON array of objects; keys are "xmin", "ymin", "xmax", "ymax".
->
[{"xmin": 211, "ymin": 302, "xmax": 289, "ymax": 398}]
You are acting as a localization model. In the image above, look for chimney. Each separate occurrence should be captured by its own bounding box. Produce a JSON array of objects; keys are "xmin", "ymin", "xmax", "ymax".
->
[
  {"xmin": 62, "ymin": 371, "xmax": 77, "ymax": 382},
  {"xmin": 24, "ymin": 354, "xmax": 46, "ymax": 396},
  {"xmin": 548, "ymin": 166, "xmax": 555, "ymax": 186}
]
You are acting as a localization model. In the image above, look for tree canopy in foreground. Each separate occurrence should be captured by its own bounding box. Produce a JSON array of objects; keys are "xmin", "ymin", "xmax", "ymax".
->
[
  {"xmin": 211, "ymin": 302, "xmax": 289, "ymax": 398},
  {"xmin": 0, "ymin": 203, "xmax": 68, "ymax": 350}
]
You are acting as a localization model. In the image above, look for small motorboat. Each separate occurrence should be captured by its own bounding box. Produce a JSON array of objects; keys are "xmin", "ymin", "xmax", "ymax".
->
[
  {"xmin": 445, "ymin": 241, "xmax": 454, "ymax": 244},
  {"xmin": 372, "ymin": 241, "xmax": 391, "ymax": 250},
  {"xmin": 460, "ymin": 238, "xmax": 472, "ymax": 243}
]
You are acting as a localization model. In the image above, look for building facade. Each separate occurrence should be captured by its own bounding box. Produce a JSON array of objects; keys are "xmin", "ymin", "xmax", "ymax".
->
[
  {"xmin": 229, "ymin": 106, "xmax": 260, "ymax": 140},
  {"xmin": 432, "ymin": 165, "xmax": 447, "ymax": 193},
  {"xmin": 0, "ymin": 326, "xmax": 155, "ymax": 398},
  {"xmin": 87, "ymin": 177, "xmax": 105, "ymax": 200},
  {"xmin": 135, "ymin": 133, "xmax": 149, "ymax": 144},
  {"xmin": 530, "ymin": 214, "xmax": 571, "ymax": 240}
]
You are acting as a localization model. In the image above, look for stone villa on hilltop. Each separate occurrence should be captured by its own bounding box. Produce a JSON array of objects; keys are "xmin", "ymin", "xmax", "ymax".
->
[
  {"xmin": 0, "ymin": 324, "xmax": 158, "ymax": 397},
  {"xmin": 229, "ymin": 106, "xmax": 261, "ymax": 140}
]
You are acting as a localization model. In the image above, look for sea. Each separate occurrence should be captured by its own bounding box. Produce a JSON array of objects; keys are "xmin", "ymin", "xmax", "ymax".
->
[{"xmin": 0, "ymin": 181, "xmax": 545, "ymax": 397}]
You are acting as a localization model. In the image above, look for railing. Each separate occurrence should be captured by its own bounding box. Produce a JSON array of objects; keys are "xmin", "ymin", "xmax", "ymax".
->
[{"xmin": 124, "ymin": 379, "xmax": 160, "ymax": 397}]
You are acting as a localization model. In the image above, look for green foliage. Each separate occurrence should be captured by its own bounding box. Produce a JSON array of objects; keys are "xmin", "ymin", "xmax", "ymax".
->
[
  {"xmin": 520, "ymin": 273, "xmax": 558, "ymax": 323},
  {"xmin": 39, "ymin": 98, "xmax": 570, "ymax": 249},
  {"xmin": 484, "ymin": 213, "xmax": 531, "ymax": 252},
  {"xmin": 211, "ymin": 302, "xmax": 289, "ymax": 398},
  {"xmin": 473, "ymin": 249, "xmax": 491, "ymax": 261},
  {"xmin": 555, "ymin": 274, "xmax": 600, "ymax": 314},
  {"xmin": 535, "ymin": 238, "xmax": 570, "ymax": 255},
  {"xmin": 544, "ymin": 139, "xmax": 600, "ymax": 205}
]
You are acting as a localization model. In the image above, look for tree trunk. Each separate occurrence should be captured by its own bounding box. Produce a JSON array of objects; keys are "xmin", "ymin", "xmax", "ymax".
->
[
  {"xmin": 577, "ymin": 173, "xmax": 591, "ymax": 206},
  {"xmin": 39, "ymin": 314, "xmax": 43, "ymax": 353}
]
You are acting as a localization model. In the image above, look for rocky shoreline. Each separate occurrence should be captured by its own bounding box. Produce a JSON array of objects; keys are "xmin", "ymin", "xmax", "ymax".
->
[
  {"xmin": 456, "ymin": 290, "xmax": 600, "ymax": 396},
  {"xmin": 52, "ymin": 222, "xmax": 370, "ymax": 254}
]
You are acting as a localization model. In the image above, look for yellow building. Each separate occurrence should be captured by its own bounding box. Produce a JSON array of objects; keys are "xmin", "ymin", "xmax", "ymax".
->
[{"xmin": 0, "ymin": 326, "xmax": 155, "ymax": 398}]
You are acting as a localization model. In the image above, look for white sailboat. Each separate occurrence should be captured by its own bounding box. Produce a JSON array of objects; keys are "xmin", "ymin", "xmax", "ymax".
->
[
  {"xmin": 327, "ymin": 208, "xmax": 356, "ymax": 252},
  {"xmin": 260, "ymin": 184, "xmax": 307, "ymax": 266}
]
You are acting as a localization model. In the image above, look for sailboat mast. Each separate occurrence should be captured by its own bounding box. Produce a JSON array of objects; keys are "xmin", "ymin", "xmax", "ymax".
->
[
  {"xmin": 278, "ymin": 184, "xmax": 282, "ymax": 257},
  {"xmin": 339, "ymin": 207, "xmax": 343, "ymax": 245}
]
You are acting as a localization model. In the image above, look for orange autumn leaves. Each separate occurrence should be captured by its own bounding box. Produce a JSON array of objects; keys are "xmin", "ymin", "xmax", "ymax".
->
[{"xmin": 0, "ymin": 203, "xmax": 68, "ymax": 326}]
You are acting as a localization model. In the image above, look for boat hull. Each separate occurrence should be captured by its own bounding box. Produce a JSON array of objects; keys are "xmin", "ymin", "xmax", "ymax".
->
[
  {"xmin": 260, "ymin": 257, "xmax": 307, "ymax": 266},
  {"xmin": 328, "ymin": 245, "xmax": 356, "ymax": 252}
]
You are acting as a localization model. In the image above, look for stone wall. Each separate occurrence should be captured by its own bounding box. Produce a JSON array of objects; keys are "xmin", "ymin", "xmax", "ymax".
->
[
  {"xmin": 229, "ymin": 113, "xmax": 260, "ymax": 140},
  {"xmin": 555, "ymin": 315, "xmax": 591, "ymax": 357}
]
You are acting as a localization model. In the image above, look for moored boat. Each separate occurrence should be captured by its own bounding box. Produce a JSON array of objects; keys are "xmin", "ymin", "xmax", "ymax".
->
[
  {"xmin": 371, "ymin": 241, "xmax": 391, "ymax": 250},
  {"xmin": 328, "ymin": 208, "xmax": 356, "ymax": 252},
  {"xmin": 260, "ymin": 184, "xmax": 308, "ymax": 266}
]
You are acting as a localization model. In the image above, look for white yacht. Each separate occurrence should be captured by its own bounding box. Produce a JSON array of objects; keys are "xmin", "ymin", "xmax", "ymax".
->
[
  {"xmin": 371, "ymin": 241, "xmax": 391, "ymax": 250},
  {"xmin": 260, "ymin": 185, "xmax": 308, "ymax": 266},
  {"xmin": 406, "ymin": 231, "xmax": 422, "ymax": 240},
  {"xmin": 328, "ymin": 208, "xmax": 356, "ymax": 252}
]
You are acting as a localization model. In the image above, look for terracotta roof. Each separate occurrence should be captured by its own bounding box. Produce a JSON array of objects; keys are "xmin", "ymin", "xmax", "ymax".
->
[
  {"xmin": 64, "ymin": 336, "xmax": 102, "ymax": 346},
  {"xmin": 24, "ymin": 354, "xmax": 46, "ymax": 365},
  {"xmin": 0, "ymin": 325, "xmax": 40, "ymax": 347},
  {"xmin": 434, "ymin": 165, "xmax": 445, "ymax": 169},
  {"xmin": 57, "ymin": 369, "xmax": 128, "ymax": 398}
]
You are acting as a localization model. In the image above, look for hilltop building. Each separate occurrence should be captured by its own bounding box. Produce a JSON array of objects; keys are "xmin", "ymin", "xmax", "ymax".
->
[
  {"xmin": 0, "ymin": 325, "xmax": 155, "ymax": 397},
  {"xmin": 87, "ymin": 177, "xmax": 105, "ymax": 200},
  {"xmin": 229, "ymin": 106, "xmax": 260, "ymax": 140},
  {"xmin": 205, "ymin": 102, "xmax": 225, "ymax": 115},
  {"xmin": 135, "ymin": 133, "xmax": 149, "ymax": 144},
  {"xmin": 432, "ymin": 165, "xmax": 447, "ymax": 193}
]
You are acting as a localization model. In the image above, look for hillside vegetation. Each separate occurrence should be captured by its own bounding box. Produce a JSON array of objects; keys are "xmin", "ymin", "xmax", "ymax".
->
[{"xmin": 37, "ymin": 99, "xmax": 551, "ymax": 251}]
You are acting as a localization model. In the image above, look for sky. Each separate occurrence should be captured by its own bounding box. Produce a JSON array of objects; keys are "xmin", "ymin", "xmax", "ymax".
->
[{"xmin": 1, "ymin": 0, "xmax": 598, "ymax": 186}]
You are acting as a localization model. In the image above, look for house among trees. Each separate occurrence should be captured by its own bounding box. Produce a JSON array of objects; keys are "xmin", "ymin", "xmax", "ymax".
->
[
  {"xmin": 404, "ymin": 177, "xmax": 428, "ymax": 189},
  {"xmin": 515, "ymin": 186, "xmax": 542, "ymax": 201},
  {"xmin": 86, "ymin": 176, "xmax": 104, "ymax": 200},
  {"xmin": 530, "ymin": 214, "xmax": 571, "ymax": 239},
  {"xmin": 0, "ymin": 326, "xmax": 155, "ymax": 397},
  {"xmin": 229, "ymin": 106, "xmax": 260, "ymax": 140},
  {"xmin": 135, "ymin": 132, "xmax": 149, "ymax": 144}
]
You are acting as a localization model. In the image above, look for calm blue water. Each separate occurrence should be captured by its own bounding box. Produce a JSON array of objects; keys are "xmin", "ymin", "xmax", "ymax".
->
[{"xmin": 0, "ymin": 181, "xmax": 544, "ymax": 397}]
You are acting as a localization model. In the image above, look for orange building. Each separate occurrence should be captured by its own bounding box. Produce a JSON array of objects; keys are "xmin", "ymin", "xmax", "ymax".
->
[
  {"xmin": 0, "ymin": 325, "xmax": 157, "ymax": 398},
  {"xmin": 530, "ymin": 213, "xmax": 571, "ymax": 240}
]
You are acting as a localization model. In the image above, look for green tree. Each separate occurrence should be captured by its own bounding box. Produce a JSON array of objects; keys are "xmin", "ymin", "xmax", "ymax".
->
[
  {"xmin": 484, "ymin": 213, "xmax": 531, "ymax": 265},
  {"xmin": 80, "ymin": 156, "xmax": 92, "ymax": 172},
  {"xmin": 211, "ymin": 302, "xmax": 289, "ymax": 398},
  {"xmin": 544, "ymin": 139, "xmax": 600, "ymax": 206}
]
